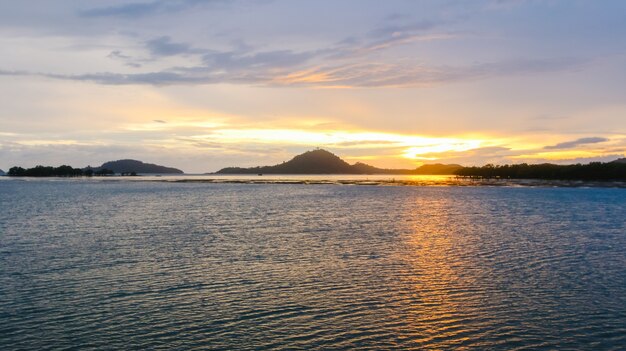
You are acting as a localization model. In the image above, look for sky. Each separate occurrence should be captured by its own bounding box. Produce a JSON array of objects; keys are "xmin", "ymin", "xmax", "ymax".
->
[{"xmin": 1, "ymin": 0, "xmax": 625, "ymax": 173}]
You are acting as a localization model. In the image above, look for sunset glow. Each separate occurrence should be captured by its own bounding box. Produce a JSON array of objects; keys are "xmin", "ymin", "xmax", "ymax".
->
[{"xmin": 0, "ymin": 1, "xmax": 624, "ymax": 172}]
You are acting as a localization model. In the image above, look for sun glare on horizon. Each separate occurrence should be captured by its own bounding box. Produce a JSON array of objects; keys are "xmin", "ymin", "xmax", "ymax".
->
[
  {"xmin": 0, "ymin": 0, "xmax": 624, "ymax": 172},
  {"xmin": 2, "ymin": 2, "xmax": 626, "ymax": 350}
]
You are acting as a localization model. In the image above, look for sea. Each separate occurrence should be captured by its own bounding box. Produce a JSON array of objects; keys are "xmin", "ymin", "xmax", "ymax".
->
[{"xmin": 1, "ymin": 175, "xmax": 625, "ymax": 350}]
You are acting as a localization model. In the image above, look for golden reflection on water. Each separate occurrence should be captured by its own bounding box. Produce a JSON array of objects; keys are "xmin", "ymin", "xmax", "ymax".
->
[
  {"xmin": 399, "ymin": 196, "xmax": 478, "ymax": 348},
  {"xmin": 402, "ymin": 175, "xmax": 456, "ymax": 182}
]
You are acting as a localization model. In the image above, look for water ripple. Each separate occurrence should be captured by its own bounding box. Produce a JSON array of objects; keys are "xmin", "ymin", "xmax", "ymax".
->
[{"xmin": 1, "ymin": 181, "xmax": 625, "ymax": 350}]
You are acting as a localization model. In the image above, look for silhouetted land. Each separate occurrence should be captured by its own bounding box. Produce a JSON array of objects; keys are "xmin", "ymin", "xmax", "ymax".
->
[
  {"xmin": 216, "ymin": 149, "xmax": 626, "ymax": 181},
  {"xmin": 454, "ymin": 160, "xmax": 626, "ymax": 180},
  {"xmin": 7, "ymin": 159, "xmax": 182, "ymax": 177},
  {"xmin": 8, "ymin": 166, "xmax": 114, "ymax": 177},
  {"xmin": 87, "ymin": 159, "xmax": 183, "ymax": 174},
  {"xmin": 215, "ymin": 149, "xmax": 462, "ymax": 175},
  {"xmin": 0, "ymin": 169, "xmax": 5, "ymax": 176},
  {"xmin": 5, "ymin": 152, "xmax": 626, "ymax": 180}
]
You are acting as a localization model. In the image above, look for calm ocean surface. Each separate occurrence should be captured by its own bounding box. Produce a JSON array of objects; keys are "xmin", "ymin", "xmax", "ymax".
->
[{"xmin": 1, "ymin": 178, "xmax": 625, "ymax": 350}]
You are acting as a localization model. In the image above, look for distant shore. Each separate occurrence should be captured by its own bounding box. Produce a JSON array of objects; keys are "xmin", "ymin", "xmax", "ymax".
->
[
  {"xmin": 3, "ymin": 174, "xmax": 625, "ymax": 188},
  {"xmin": 157, "ymin": 177, "xmax": 626, "ymax": 188},
  {"xmin": 4, "ymin": 149, "xmax": 625, "ymax": 182}
]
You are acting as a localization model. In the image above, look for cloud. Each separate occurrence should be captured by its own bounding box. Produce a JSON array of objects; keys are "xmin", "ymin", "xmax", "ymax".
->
[
  {"xmin": 543, "ymin": 137, "xmax": 609, "ymax": 150},
  {"xmin": 333, "ymin": 140, "xmax": 398, "ymax": 147},
  {"xmin": 135, "ymin": 18, "xmax": 453, "ymax": 69},
  {"xmin": 107, "ymin": 50, "xmax": 143, "ymax": 68},
  {"xmin": 0, "ymin": 55, "xmax": 588, "ymax": 88},
  {"xmin": 485, "ymin": 0, "xmax": 536, "ymax": 11},
  {"xmin": 146, "ymin": 36, "xmax": 196, "ymax": 56},
  {"xmin": 0, "ymin": 7, "xmax": 590, "ymax": 89},
  {"xmin": 54, "ymin": 71, "xmax": 210, "ymax": 85},
  {"xmin": 107, "ymin": 50, "xmax": 131, "ymax": 60},
  {"xmin": 0, "ymin": 69, "xmax": 28, "ymax": 76},
  {"xmin": 202, "ymin": 49, "xmax": 315, "ymax": 70},
  {"xmin": 79, "ymin": 0, "xmax": 224, "ymax": 18},
  {"xmin": 271, "ymin": 57, "xmax": 587, "ymax": 88},
  {"xmin": 105, "ymin": 36, "xmax": 204, "ymax": 68},
  {"xmin": 80, "ymin": 2, "xmax": 164, "ymax": 18},
  {"xmin": 368, "ymin": 20, "xmax": 442, "ymax": 39},
  {"xmin": 325, "ymin": 19, "xmax": 455, "ymax": 60},
  {"xmin": 513, "ymin": 154, "xmax": 625, "ymax": 165}
]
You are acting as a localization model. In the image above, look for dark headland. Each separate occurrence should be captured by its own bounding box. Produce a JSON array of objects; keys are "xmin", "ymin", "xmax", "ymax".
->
[
  {"xmin": 7, "ymin": 159, "xmax": 183, "ymax": 177},
  {"xmin": 4, "ymin": 151, "xmax": 626, "ymax": 180},
  {"xmin": 456, "ymin": 159, "xmax": 626, "ymax": 180},
  {"xmin": 86, "ymin": 159, "xmax": 183, "ymax": 174},
  {"xmin": 215, "ymin": 149, "xmax": 462, "ymax": 175},
  {"xmin": 215, "ymin": 149, "xmax": 626, "ymax": 181}
]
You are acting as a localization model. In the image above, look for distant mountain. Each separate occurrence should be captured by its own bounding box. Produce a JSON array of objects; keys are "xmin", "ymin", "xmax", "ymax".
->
[
  {"xmin": 612, "ymin": 158, "xmax": 626, "ymax": 164},
  {"xmin": 90, "ymin": 159, "xmax": 183, "ymax": 174},
  {"xmin": 215, "ymin": 149, "xmax": 462, "ymax": 175},
  {"xmin": 0, "ymin": 169, "xmax": 5, "ymax": 176},
  {"xmin": 217, "ymin": 149, "xmax": 357, "ymax": 174}
]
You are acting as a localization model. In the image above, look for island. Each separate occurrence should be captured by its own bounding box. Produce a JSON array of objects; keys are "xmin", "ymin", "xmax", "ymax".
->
[
  {"xmin": 8, "ymin": 165, "xmax": 91, "ymax": 177},
  {"xmin": 214, "ymin": 149, "xmax": 462, "ymax": 175},
  {"xmin": 214, "ymin": 149, "xmax": 626, "ymax": 181},
  {"xmin": 6, "ymin": 151, "xmax": 626, "ymax": 181},
  {"xmin": 87, "ymin": 159, "xmax": 184, "ymax": 175},
  {"xmin": 7, "ymin": 159, "xmax": 183, "ymax": 177}
]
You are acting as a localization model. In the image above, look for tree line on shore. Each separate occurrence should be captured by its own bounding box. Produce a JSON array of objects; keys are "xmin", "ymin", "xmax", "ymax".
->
[
  {"xmin": 5, "ymin": 159, "xmax": 182, "ymax": 177},
  {"xmin": 4, "ymin": 152, "xmax": 626, "ymax": 180},
  {"xmin": 454, "ymin": 162, "xmax": 626, "ymax": 180},
  {"xmin": 7, "ymin": 166, "xmax": 116, "ymax": 177}
]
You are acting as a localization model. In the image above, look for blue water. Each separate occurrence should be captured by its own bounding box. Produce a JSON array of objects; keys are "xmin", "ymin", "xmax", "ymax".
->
[{"xmin": 1, "ymin": 179, "xmax": 625, "ymax": 350}]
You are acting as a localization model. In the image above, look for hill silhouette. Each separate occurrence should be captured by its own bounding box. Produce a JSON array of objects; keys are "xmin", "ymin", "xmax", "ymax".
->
[
  {"xmin": 215, "ymin": 149, "xmax": 462, "ymax": 175},
  {"xmin": 90, "ymin": 159, "xmax": 183, "ymax": 174},
  {"xmin": 6, "ymin": 161, "xmax": 181, "ymax": 177},
  {"xmin": 0, "ymin": 169, "xmax": 5, "ymax": 176}
]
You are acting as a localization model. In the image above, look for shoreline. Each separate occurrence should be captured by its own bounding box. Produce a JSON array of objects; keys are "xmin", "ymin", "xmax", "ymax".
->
[
  {"xmin": 3, "ymin": 176, "xmax": 625, "ymax": 188},
  {"xmin": 160, "ymin": 178, "xmax": 626, "ymax": 188}
]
